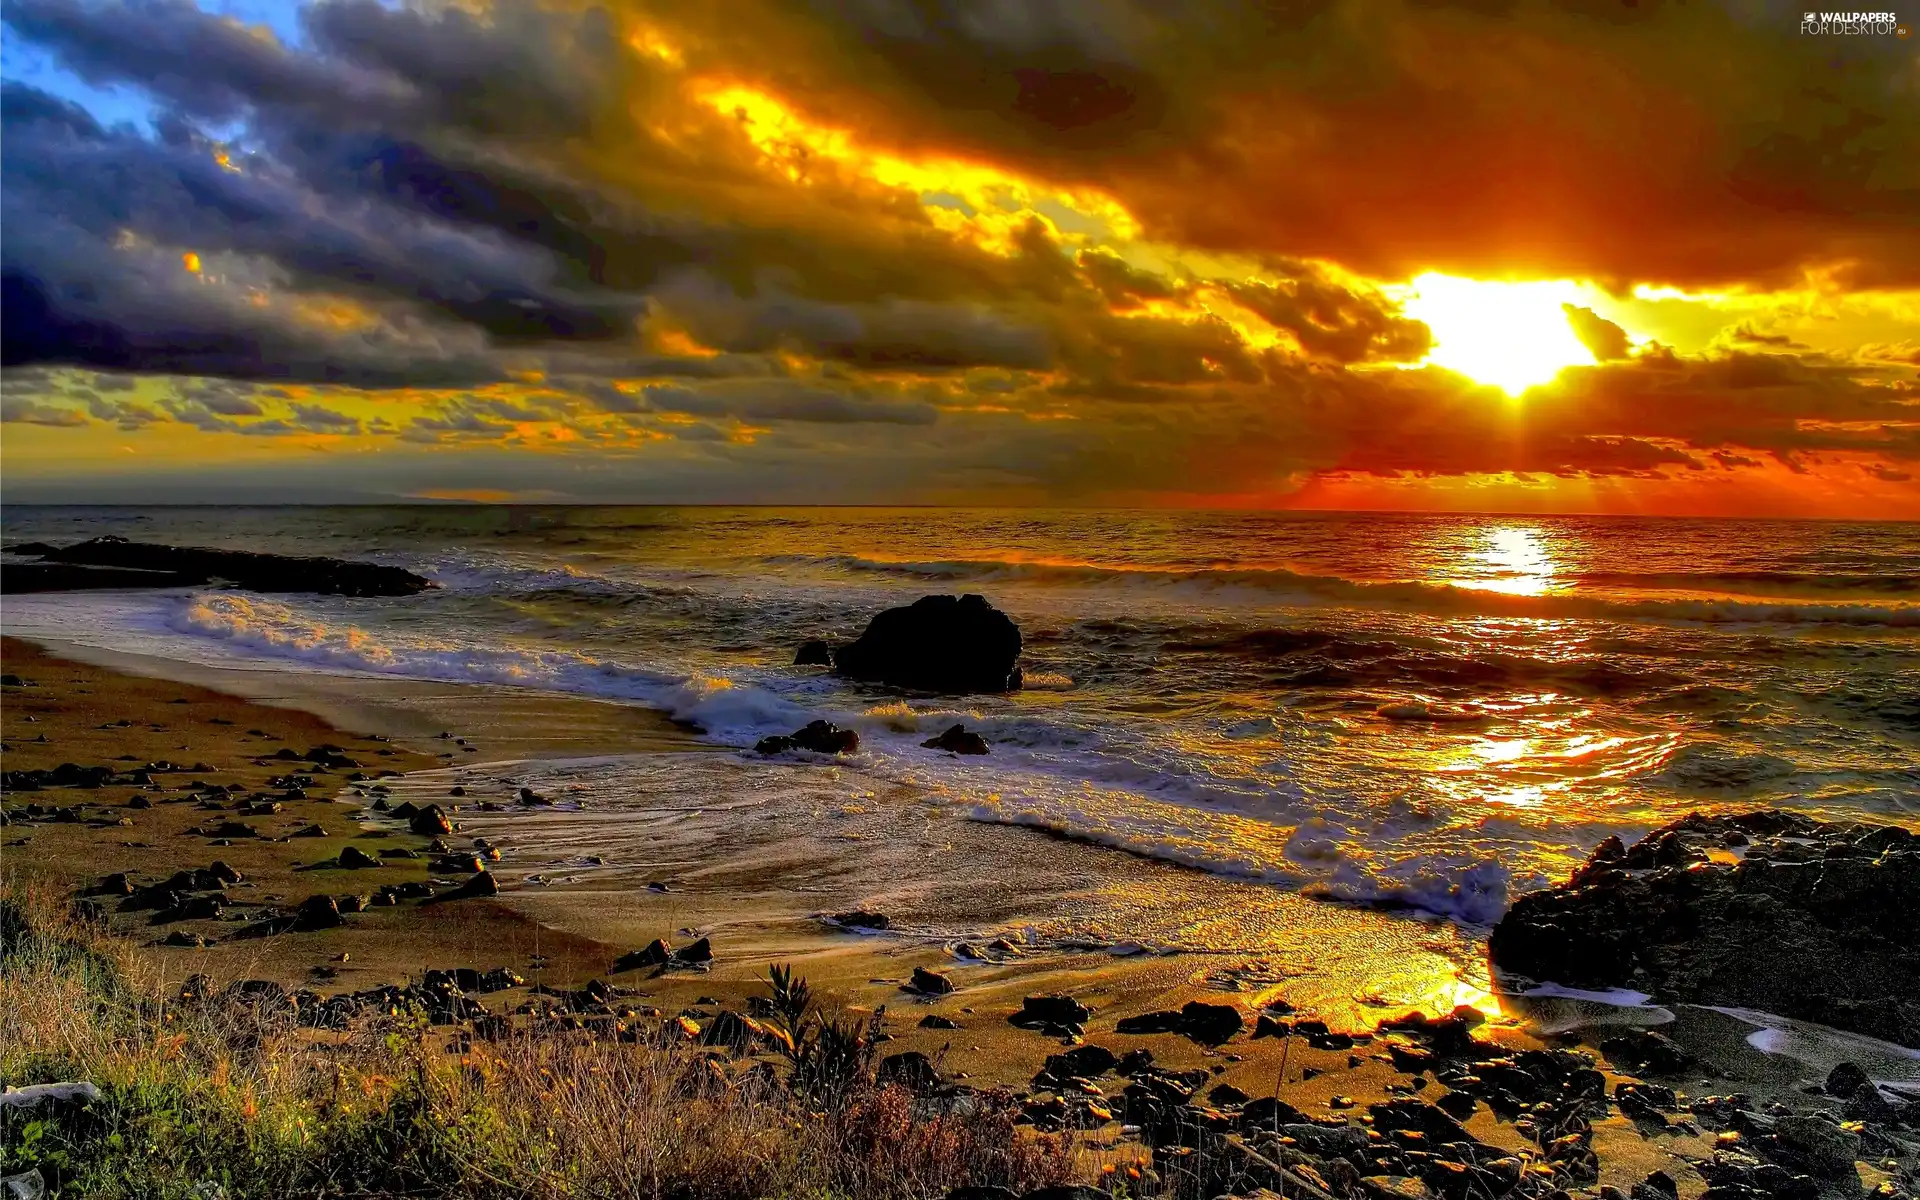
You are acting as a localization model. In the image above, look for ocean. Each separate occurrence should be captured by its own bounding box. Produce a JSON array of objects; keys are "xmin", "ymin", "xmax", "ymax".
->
[{"xmin": 4, "ymin": 506, "xmax": 1916, "ymax": 928}]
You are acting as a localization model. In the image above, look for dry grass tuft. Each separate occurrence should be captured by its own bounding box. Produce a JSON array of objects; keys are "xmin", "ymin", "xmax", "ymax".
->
[{"xmin": 0, "ymin": 879, "xmax": 1086, "ymax": 1199}]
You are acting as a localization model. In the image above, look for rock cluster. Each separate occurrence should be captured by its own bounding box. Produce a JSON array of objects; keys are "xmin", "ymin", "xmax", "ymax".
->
[{"xmin": 1491, "ymin": 811, "xmax": 1920, "ymax": 1045}]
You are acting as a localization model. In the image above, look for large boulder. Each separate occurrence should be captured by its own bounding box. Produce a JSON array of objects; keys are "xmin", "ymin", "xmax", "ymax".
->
[
  {"xmin": 832, "ymin": 595, "xmax": 1022, "ymax": 693},
  {"xmin": 1491, "ymin": 812, "xmax": 1920, "ymax": 1046}
]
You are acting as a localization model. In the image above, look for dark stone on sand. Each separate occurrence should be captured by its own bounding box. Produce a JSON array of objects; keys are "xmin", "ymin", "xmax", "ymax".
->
[
  {"xmin": 295, "ymin": 894, "xmax": 344, "ymax": 930},
  {"xmin": 1825, "ymin": 1062, "xmax": 1870, "ymax": 1100},
  {"xmin": 922, "ymin": 723, "xmax": 990, "ymax": 755},
  {"xmin": 910, "ymin": 966, "xmax": 955, "ymax": 995},
  {"xmin": 379, "ymin": 847, "xmax": 418, "ymax": 860},
  {"xmin": 1011, "ymin": 994, "xmax": 1093, "ymax": 1031},
  {"xmin": 754, "ymin": 720, "xmax": 859, "ymax": 756},
  {"xmin": 1491, "ymin": 811, "xmax": 1920, "ymax": 1046},
  {"xmin": 1600, "ymin": 1030, "xmax": 1692, "ymax": 1077},
  {"xmin": 1773, "ymin": 1114, "xmax": 1861, "ymax": 1176},
  {"xmin": 337, "ymin": 845, "xmax": 379, "ymax": 869},
  {"xmin": 409, "ymin": 805, "xmax": 454, "ymax": 837},
  {"xmin": 877, "ymin": 1050, "xmax": 941, "ymax": 1092},
  {"xmin": 1045, "ymin": 1045, "xmax": 1118, "ymax": 1080},
  {"xmin": 675, "ymin": 936, "xmax": 712, "ymax": 964},
  {"xmin": 5, "ymin": 536, "xmax": 432, "ymax": 597},
  {"xmin": 794, "ymin": 640, "xmax": 834, "ymax": 666},
  {"xmin": 613, "ymin": 940, "xmax": 673, "ymax": 972},
  {"xmin": 919, "ymin": 1014, "xmax": 961, "ymax": 1029},
  {"xmin": 1116, "ymin": 1000, "xmax": 1244, "ymax": 1044},
  {"xmin": 431, "ymin": 871, "xmax": 498, "ymax": 901},
  {"xmin": 831, "ymin": 594, "xmax": 1022, "ymax": 693},
  {"xmin": 833, "ymin": 910, "xmax": 889, "ymax": 930}
]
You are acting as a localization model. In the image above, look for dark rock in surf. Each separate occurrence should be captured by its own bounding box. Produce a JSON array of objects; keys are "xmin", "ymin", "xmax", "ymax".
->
[
  {"xmin": 1490, "ymin": 811, "xmax": 1920, "ymax": 1046},
  {"xmin": 922, "ymin": 724, "xmax": 990, "ymax": 755},
  {"xmin": 4, "ymin": 536, "xmax": 431, "ymax": 597},
  {"xmin": 754, "ymin": 720, "xmax": 859, "ymax": 756},
  {"xmin": 794, "ymin": 640, "xmax": 834, "ymax": 667},
  {"xmin": 832, "ymin": 594, "xmax": 1022, "ymax": 693}
]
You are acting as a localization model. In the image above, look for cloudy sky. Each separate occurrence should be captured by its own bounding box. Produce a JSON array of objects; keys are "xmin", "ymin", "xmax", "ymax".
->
[{"xmin": 2, "ymin": 0, "xmax": 1916, "ymax": 514}]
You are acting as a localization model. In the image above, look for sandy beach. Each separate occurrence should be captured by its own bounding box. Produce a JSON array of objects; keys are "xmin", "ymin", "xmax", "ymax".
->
[{"xmin": 8, "ymin": 629, "xmax": 1917, "ymax": 1200}]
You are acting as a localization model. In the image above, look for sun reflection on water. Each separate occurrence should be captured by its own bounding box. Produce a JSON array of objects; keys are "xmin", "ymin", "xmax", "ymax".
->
[{"xmin": 1456, "ymin": 525, "xmax": 1562, "ymax": 596}]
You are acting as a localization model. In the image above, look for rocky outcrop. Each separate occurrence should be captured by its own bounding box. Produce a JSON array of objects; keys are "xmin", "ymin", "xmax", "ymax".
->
[
  {"xmin": 754, "ymin": 720, "xmax": 859, "ymax": 756},
  {"xmin": 832, "ymin": 594, "xmax": 1022, "ymax": 693},
  {"xmin": 1491, "ymin": 812, "xmax": 1920, "ymax": 1046},
  {"xmin": 4, "ymin": 536, "xmax": 431, "ymax": 596}
]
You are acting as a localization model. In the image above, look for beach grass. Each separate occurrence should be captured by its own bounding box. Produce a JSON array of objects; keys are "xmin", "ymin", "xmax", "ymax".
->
[{"xmin": 0, "ymin": 881, "xmax": 1087, "ymax": 1200}]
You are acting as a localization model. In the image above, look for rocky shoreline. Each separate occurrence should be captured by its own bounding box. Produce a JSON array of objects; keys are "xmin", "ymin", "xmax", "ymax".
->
[
  {"xmin": 4, "ymin": 638, "xmax": 1918, "ymax": 1200},
  {"xmin": 3, "ymin": 535, "xmax": 432, "ymax": 596},
  {"xmin": 1491, "ymin": 812, "xmax": 1920, "ymax": 1048}
]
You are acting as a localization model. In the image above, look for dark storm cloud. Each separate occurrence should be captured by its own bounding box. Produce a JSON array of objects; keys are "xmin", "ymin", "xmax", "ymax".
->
[
  {"xmin": 1220, "ymin": 265, "xmax": 1432, "ymax": 364},
  {"xmin": 693, "ymin": 0, "xmax": 1920, "ymax": 288}
]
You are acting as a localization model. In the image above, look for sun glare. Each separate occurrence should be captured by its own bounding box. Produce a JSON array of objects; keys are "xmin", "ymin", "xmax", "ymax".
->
[{"xmin": 1399, "ymin": 273, "xmax": 1599, "ymax": 396}]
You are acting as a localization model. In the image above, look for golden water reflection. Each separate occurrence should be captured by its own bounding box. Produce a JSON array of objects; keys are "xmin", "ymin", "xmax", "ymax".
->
[{"xmin": 1456, "ymin": 525, "xmax": 1562, "ymax": 596}]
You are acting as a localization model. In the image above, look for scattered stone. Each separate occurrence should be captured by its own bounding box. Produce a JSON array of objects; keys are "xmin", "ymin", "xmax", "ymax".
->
[
  {"xmin": 337, "ymin": 845, "xmax": 380, "ymax": 869},
  {"xmin": 1010, "ymin": 995, "xmax": 1092, "ymax": 1033},
  {"xmin": 675, "ymin": 937, "xmax": 712, "ymax": 964},
  {"xmin": 1116, "ymin": 1000, "xmax": 1244, "ymax": 1044},
  {"xmin": 294, "ymin": 895, "xmax": 344, "ymax": 931},
  {"xmin": 1774, "ymin": 1115, "xmax": 1861, "ymax": 1177},
  {"xmin": 408, "ymin": 805, "xmax": 454, "ymax": 836},
  {"xmin": 1044, "ymin": 1045, "xmax": 1119, "ymax": 1081},
  {"xmin": 877, "ymin": 1050, "xmax": 941, "ymax": 1092},
  {"xmin": 910, "ymin": 966, "xmax": 955, "ymax": 995},
  {"xmin": 1601, "ymin": 1030, "xmax": 1692, "ymax": 1076},
  {"xmin": 919, "ymin": 1014, "xmax": 961, "ymax": 1030},
  {"xmin": 613, "ymin": 941, "xmax": 673, "ymax": 972},
  {"xmin": 1826, "ymin": 1062, "xmax": 1871, "ymax": 1100},
  {"xmin": 431, "ymin": 871, "xmax": 498, "ymax": 902}
]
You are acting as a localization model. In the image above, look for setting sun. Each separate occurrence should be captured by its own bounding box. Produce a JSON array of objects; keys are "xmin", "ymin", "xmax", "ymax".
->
[{"xmin": 1399, "ymin": 274, "xmax": 1601, "ymax": 396}]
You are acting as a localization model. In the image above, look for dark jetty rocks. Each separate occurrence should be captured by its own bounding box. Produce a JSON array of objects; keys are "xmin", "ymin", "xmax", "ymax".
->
[
  {"xmin": 1491, "ymin": 811, "xmax": 1920, "ymax": 1046},
  {"xmin": 793, "ymin": 593, "xmax": 1023, "ymax": 693},
  {"xmin": 4, "ymin": 535, "xmax": 433, "ymax": 596}
]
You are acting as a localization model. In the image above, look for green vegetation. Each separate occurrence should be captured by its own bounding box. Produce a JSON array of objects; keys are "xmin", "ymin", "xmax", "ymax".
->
[{"xmin": 0, "ymin": 884, "xmax": 1083, "ymax": 1199}]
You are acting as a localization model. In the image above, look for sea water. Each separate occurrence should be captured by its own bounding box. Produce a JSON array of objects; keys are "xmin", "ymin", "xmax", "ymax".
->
[{"xmin": 4, "ymin": 506, "xmax": 1915, "ymax": 927}]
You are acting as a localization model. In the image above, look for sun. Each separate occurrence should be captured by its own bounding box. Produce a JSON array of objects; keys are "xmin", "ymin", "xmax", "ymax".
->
[{"xmin": 1398, "ymin": 273, "xmax": 1600, "ymax": 396}]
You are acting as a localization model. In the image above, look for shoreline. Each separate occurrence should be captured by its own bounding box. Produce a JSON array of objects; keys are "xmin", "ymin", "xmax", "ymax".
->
[{"xmin": 6, "ymin": 632, "xmax": 1918, "ymax": 1193}]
